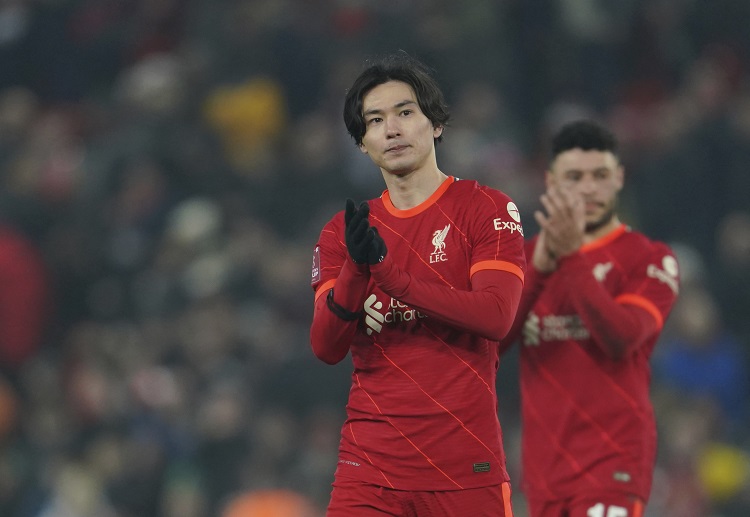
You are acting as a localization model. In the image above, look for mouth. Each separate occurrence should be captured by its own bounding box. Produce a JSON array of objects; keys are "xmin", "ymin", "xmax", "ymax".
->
[
  {"xmin": 385, "ymin": 145, "xmax": 408, "ymax": 153},
  {"xmin": 584, "ymin": 201, "xmax": 603, "ymax": 212}
]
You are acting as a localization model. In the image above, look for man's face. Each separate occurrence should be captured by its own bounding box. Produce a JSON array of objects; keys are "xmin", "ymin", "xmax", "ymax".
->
[
  {"xmin": 547, "ymin": 148, "xmax": 624, "ymax": 232},
  {"xmin": 359, "ymin": 80, "xmax": 442, "ymax": 176}
]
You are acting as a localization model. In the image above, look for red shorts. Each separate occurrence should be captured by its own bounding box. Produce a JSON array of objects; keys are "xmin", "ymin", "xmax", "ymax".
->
[
  {"xmin": 527, "ymin": 491, "xmax": 645, "ymax": 517},
  {"xmin": 326, "ymin": 480, "xmax": 514, "ymax": 517}
]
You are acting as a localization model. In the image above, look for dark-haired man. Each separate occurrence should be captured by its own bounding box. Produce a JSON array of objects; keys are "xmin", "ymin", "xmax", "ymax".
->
[
  {"xmin": 310, "ymin": 52, "xmax": 525, "ymax": 516},
  {"xmin": 502, "ymin": 120, "xmax": 680, "ymax": 517}
]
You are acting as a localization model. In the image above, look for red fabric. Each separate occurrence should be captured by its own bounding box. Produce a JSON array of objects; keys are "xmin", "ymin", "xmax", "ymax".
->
[
  {"xmin": 501, "ymin": 264, "xmax": 549, "ymax": 355},
  {"xmin": 504, "ymin": 245, "xmax": 660, "ymax": 361},
  {"xmin": 508, "ymin": 226, "xmax": 679, "ymax": 502},
  {"xmin": 310, "ymin": 258, "xmax": 370, "ymax": 364},
  {"xmin": 309, "ymin": 178, "xmax": 526, "ymax": 491},
  {"xmin": 527, "ymin": 490, "xmax": 644, "ymax": 517},
  {"xmin": 370, "ymin": 253, "xmax": 522, "ymax": 341},
  {"xmin": 327, "ymin": 480, "xmax": 514, "ymax": 516},
  {"xmin": 556, "ymin": 251, "xmax": 659, "ymax": 360},
  {"xmin": 311, "ymin": 261, "xmax": 522, "ymax": 364},
  {"xmin": 0, "ymin": 225, "xmax": 50, "ymax": 369}
]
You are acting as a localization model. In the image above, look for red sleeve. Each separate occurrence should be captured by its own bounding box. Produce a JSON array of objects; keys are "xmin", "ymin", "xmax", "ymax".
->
[
  {"xmin": 309, "ymin": 215, "xmax": 371, "ymax": 365},
  {"xmin": 556, "ymin": 252, "xmax": 660, "ymax": 361},
  {"xmin": 369, "ymin": 253, "xmax": 523, "ymax": 341},
  {"xmin": 500, "ymin": 263, "xmax": 549, "ymax": 355},
  {"xmin": 309, "ymin": 259, "xmax": 370, "ymax": 364}
]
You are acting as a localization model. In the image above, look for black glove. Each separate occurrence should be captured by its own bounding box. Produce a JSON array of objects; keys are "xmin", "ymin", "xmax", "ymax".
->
[
  {"xmin": 345, "ymin": 199, "xmax": 373, "ymax": 264},
  {"xmin": 344, "ymin": 199, "xmax": 388, "ymax": 265},
  {"xmin": 367, "ymin": 227, "xmax": 387, "ymax": 264}
]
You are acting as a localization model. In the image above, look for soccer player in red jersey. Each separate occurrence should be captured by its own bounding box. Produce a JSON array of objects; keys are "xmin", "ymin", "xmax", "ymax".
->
[
  {"xmin": 309, "ymin": 52, "xmax": 526, "ymax": 516},
  {"xmin": 501, "ymin": 120, "xmax": 680, "ymax": 517}
]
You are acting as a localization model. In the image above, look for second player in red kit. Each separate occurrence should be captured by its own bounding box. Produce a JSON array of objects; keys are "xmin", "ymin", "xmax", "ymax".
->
[{"xmin": 502, "ymin": 120, "xmax": 680, "ymax": 517}]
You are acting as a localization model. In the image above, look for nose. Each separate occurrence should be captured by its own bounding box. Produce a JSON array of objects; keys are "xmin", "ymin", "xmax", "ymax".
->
[
  {"xmin": 578, "ymin": 174, "xmax": 596, "ymax": 194},
  {"xmin": 385, "ymin": 117, "xmax": 401, "ymax": 138}
]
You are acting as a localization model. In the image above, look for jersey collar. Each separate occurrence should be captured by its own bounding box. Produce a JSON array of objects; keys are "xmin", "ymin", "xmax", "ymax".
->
[
  {"xmin": 381, "ymin": 176, "xmax": 455, "ymax": 218},
  {"xmin": 580, "ymin": 223, "xmax": 628, "ymax": 253}
]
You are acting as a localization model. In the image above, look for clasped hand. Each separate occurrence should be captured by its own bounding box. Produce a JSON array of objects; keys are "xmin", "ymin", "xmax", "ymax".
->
[
  {"xmin": 345, "ymin": 199, "xmax": 387, "ymax": 265},
  {"xmin": 532, "ymin": 186, "xmax": 585, "ymax": 272}
]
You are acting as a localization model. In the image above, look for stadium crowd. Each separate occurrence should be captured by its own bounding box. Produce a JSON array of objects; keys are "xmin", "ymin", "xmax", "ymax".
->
[{"xmin": 0, "ymin": 0, "xmax": 748, "ymax": 515}]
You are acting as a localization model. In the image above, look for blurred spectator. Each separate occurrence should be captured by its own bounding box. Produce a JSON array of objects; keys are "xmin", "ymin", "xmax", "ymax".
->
[
  {"xmin": 220, "ymin": 488, "xmax": 320, "ymax": 517},
  {"xmin": 204, "ymin": 77, "xmax": 287, "ymax": 174},
  {"xmin": 652, "ymin": 285, "xmax": 749, "ymax": 431},
  {"xmin": 713, "ymin": 210, "xmax": 750, "ymax": 344},
  {"xmin": 36, "ymin": 460, "xmax": 117, "ymax": 517},
  {"xmin": 0, "ymin": 220, "xmax": 51, "ymax": 375},
  {"xmin": 697, "ymin": 442, "xmax": 750, "ymax": 513},
  {"xmin": 649, "ymin": 400, "xmax": 714, "ymax": 517}
]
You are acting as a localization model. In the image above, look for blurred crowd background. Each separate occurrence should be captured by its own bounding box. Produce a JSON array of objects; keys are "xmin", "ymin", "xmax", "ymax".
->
[{"xmin": 0, "ymin": 0, "xmax": 749, "ymax": 516}]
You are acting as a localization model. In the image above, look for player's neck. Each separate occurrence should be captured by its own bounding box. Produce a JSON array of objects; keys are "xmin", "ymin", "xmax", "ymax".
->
[
  {"xmin": 382, "ymin": 166, "xmax": 448, "ymax": 210},
  {"xmin": 583, "ymin": 215, "xmax": 621, "ymax": 244}
]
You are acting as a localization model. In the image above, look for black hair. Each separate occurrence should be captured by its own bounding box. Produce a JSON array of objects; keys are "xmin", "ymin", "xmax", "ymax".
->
[
  {"xmin": 551, "ymin": 120, "xmax": 619, "ymax": 161},
  {"xmin": 343, "ymin": 52, "xmax": 450, "ymax": 146}
]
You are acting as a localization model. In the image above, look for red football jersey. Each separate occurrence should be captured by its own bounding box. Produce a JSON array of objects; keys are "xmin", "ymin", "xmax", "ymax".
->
[
  {"xmin": 311, "ymin": 177, "xmax": 526, "ymax": 490},
  {"xmin": 516, "ymin": 224, "xmax": 679, "ymax": 501}
]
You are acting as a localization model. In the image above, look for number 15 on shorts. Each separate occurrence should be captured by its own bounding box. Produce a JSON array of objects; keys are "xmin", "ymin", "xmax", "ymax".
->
[{"xmin": 588, "ymin": 503, "xmax": 628, "ymax": 517}]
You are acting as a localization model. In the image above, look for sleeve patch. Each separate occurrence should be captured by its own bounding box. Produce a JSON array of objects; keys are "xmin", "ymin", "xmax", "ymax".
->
[
  {"xmin": 646, "ymin": 255, "xmax": 679, "ymax": 295},
  {"xmin": 311, "ymin": 246, "xmax": 321, "ymax": 285}
]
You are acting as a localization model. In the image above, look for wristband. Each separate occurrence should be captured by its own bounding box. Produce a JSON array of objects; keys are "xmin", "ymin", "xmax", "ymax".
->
[{"xmin": 326, "ymin": 289, "xmax": 362, "ymax": 321}]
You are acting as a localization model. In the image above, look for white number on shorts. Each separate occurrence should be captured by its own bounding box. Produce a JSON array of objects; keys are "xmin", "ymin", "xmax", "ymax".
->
[{"xmin": 587, "ymin": 503, "xmax": 627, "ymax": 517}]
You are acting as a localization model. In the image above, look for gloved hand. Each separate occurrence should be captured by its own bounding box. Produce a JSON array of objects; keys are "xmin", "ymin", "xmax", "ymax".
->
[
  {"xmin": 367, "ymin": 227, "xmax": 387, "ymax": 264},
  {"xmin": 345, "ymin": 199, "xmax": 373, "ymax": 264},
  {"xmin": 344, "ymin": 199, "xmax": 388, "ymax": 264}
]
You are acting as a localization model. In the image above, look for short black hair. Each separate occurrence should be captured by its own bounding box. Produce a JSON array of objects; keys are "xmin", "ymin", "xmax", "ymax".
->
[
  {"xmin": 343, "ymin": 51, "xmax": 450, "ymax": 146},
  {"xmin": 551, "ymin": 120, "xmax": 619, "ymax": 161}
]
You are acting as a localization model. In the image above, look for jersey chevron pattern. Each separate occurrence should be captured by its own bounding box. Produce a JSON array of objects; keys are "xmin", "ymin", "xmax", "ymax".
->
[
  {"xmin": 519, "ymin": 225, "xmax": 679, "ymax": 501},
  {"xmin": 312, "ymin": 177, "xmax": 525, "ymax": 490}
]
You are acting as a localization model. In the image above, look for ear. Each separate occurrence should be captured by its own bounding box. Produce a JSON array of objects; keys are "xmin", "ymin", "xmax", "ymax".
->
[
  {"xmin": 433, "ymin": 125, "xmax": 443, "ymax": 139},
  {"xmin": 614, "ymin": 165, "xmax": 625, "ymax": 190},
  {"xmin": 358, "ymin": 143, "xmax": 368, "ymax": 155}
]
